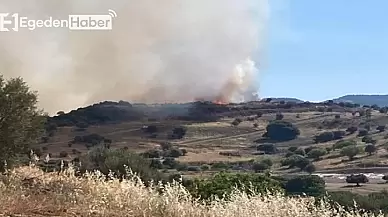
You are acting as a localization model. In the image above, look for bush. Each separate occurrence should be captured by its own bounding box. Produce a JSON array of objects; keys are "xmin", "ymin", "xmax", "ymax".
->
[
  {"xmin": 314, "ymin": 132, "xmax": 334, "ymax": 143},
  {"xmin": 171, "ymin": 126, "xmax": 187, "ymax": 139},
  {"xmin": 304, "ymin": 146, "xmax": 314, "ymax": 154},
  {"xmin": 164, "ymin": 148, "xmax": 184, "ymax": 158},
  {"xmin": 162, "ymin": 157, "xmax": 178, "ymax": 169},
  {"xmin": 294, "ymin": 148, "xmax": 306, "ymax": 156},
  {"xmin": 252, "ymin": 162, "xmax": 270, "ymax": 172},
  {"xmin": 340, "ymin": 146, "xmax": 361, "ymax": 161},
  {"xmin": 261, "ymin": 158, "xmax": 273, "ymax": 167},
  {"xmin": 333, "ymin": 140, "xmax": 357, "ymax": 150},
  {"xmin": 265, "ymin": 121, "xmax": 300, "ymax": 142},
  {"xmin": 304, "ymin": 163, "xmax": 316, "ymax": 174},
  {"xmin": 59, "ymin": 151, "xmax": 68, "ymax": 158},
  {"xmin": 285, "ymin": 175, "xmax": 325, "ymax": 197},
  {"xmin": 365, "ymin": 144, "xmax": 377, "ymax": 155},
  {"xmin": 160, "ymin": 142, "xmax": 173, "ymax": 151},
  {"xmin": 281, "ymin": 155, "xmax": 310, "ymax": 170},
  {"xmin": 256, "ymin": 143, "xmax": 278, "ymax": 154},
  {"xmin": 143, "ymin": 149, "xmax": 162, "ymax": 158},
  {"xmin": 314, "ymin": 131, "xmax": 345, "ymax": 143},
  {"xmin": 231, "ymin": 118, "xmax": 243, "ymax": 126},
  {"xmin": 253, "ymin": 123, "xmax": 259, "ymax": 128},
  {"xmin": 288, "ymin": 147, "xmax": 298, "ymax": 153},
  {"xmin": 275, "ymin": 113, "xmax": 284, "ymax": 120},
  {"xmin": 187, "ymin": 172, "xmax": 284, "ymax": 200},
  {"xmin": 377, "ymin": 125, "xmax": 386, "ymax": 132},
  {"xmin": 335, "ymin": 114, "xmax": 341, "ymax": 119},
  {"xmin": 362, "ymin": 136, "xmax": 377, "ymax": 144},
  {"xmin": 142, "ymin": 125, "xmax": 158, "ymax": 134},
  {"xmin": 346, "ymin": 174, "xmax": 369, "ymax": 187},
  {"xmin": 382, "ymin": 175, "xmax": 388, "ymax": 183},
  {"xmin": 358, "ymin": 129, "xmax": 369, "ymax": 137},
  {"xmin": 187, "ymin": 166, "xmax": 201, "ymax": 172},
  {"xmin": 80, "ymin": 146, "xmax": 164, "ymax": 183},
  {"xmin": 307, "ymin": 148, "xmax": 327, "ymax": 160},
  {"xmin": 150, "ymin": 159, "xmax": 163, "ymax": 169},
  {"xmin": 346, "ymin": 126, "xmax": 358, "ymax": 134},
  {"xmin": 200, "ymin": 164, "xmax": 211, "ymax": 171}
]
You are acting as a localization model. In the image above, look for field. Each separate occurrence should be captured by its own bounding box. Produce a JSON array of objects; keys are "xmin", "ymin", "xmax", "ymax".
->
[{"xmin": 33, "ymin": 101, "xmax": 388, "ymax": 195}]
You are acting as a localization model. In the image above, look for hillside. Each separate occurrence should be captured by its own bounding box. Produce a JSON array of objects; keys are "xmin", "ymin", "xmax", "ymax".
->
[{"xmin": 334, "ymin": 94, "xmax": 388, "ymax": 107}]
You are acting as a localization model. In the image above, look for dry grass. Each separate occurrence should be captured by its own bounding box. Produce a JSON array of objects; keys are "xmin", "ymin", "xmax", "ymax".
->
[{"xmin": 0, "ymin": 164, "xmax": 383, "ymax": 217}]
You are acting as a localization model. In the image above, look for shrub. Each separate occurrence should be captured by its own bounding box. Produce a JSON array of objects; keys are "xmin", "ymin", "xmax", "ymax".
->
[
  {"xmin": 81, "ymin": 146, "xmax": 164, "ymax": 182},
  {"xmin": 294, "ymin": 148, "xmax": 306, "ymax": 156},
  {"xmin": 304, "ymin": 163, "xmax": 316, "ymax": 174},
  {"xmin": 187, "ymin": 166, "xmax": 201, "ymax": 172},
  {"xmin": 358, "ymin": 129, "xmax": 369, "ymax": 137},
  {"xmin": 171, "ymin": 126, "xmax": 187, "ymax": 139},
  {"xmin": 340, "ymin": 146, "xmax": 361, "ymax": 161},
  {"xmin": 382, "ymin": 175, "xmax": 388, "ymax": 183},
  {"xmin": 362, "ymin": 136, "xmax": 377, "ymax": 144},
  {"xmin": 142, "ymin": 125, "xmax": 158, "ymax": 134},
  {"xmin": 160, "ymin": 142, "xmax": 173, "ymax": 151},
  {"xmin": 187, "ymin": 172, "xmax": 284, "ymax": 200},
  {"xmin": 143, "ymin": 149, "xmax": 162, "ymax": 158},
  {"xmin": 59, "ymin": 151, "xmax": 69, "ymax": 158},
  {"xmin": 275, "ymin": 113, "xmax": 284, "ymax": 120},
  {"xmin": 285, "ymin": 152, "xmax": 294, "ymax": 158},
  {"xmin": 304, "ymin": 146, "xmax": 314, "ymax": 154},
  {"xmin": 288, "ymin": 147, "xmax": 298, "ymax": 153},
  {"xmin": 285, "ymin": 175, "xmax": 325, "ymax": 197},
  {"xmin": 219, "ymin": 151, "xmax": 241, "ymax": 157},
  {"xmin": 346, "ymin": 174, "xmax": 369, "ymax": 187},
  {"xmin": 253, "ymin": 123, "xmax": 259, "ymax": 128},
  {"xmin": 72, "ymin": 149, "xmax": 80, "ymax": 155},
  {"xmin": 335, "ymin": 114, "xmax": 341, "ymax": 119},
  {"xmin": 377, "ymin": 125, "xmax": 386, "ymax": 132},
  {"xmin": 150, "ymin": 159, "xmax": 163, "ymax": 169},
  {"xmin": 252, "ymin": 162, "xmax": 270, "ymax": 172},
  {"xmin": 231, "ymin": 118, "xmax": 243, "ymax": 126},
  {"xmin": 257, "ymin": 143, "xmax": 278, "ymax": 154},
  {"xmin": 333, "ymin": 140, "xmax": 357, "ymax": 150},
  {"xmin": 281, "ymin": 155, "xmax": 310, "ymax": 170},
  {"xmin": 259, "ymin": 158, "xmax": 271, "ymax": 166},
  {"xmin": 162, "ymin": 157, "xmax": 178, "ymax": 169},
  {"xmin": 164, "ymin": 148, "xmax": 184, "ymax": 158},
  {"xmin": 346, "ymin": 126, "xmax": 358, "ymax": 134},
  {"xmin": 365, "ymin": 144, "xmax": 377, "ymax": 155},
  {"xmin": 200, "ymin": 164, "xmax": 211, "ymax": 171},
  {"xmin": 265, "ymin": 121, "xmax": 300, "ymax": 141},
  {"xmin": 314, "ymin": 131, "xmax": 334, "ymax": 143},
  {"xmin": 256, "ymin": 112, "xmax": 263, "ymax": 118},
  {"xmin": 307, "ymin": 148, "xmax": 327, "ymax": 160}
]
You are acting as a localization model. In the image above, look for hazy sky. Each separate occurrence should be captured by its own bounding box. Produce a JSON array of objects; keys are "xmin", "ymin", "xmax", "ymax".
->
[{"xmin": 260, "ymin": 0, "xmax": 388, "ymax": 101}]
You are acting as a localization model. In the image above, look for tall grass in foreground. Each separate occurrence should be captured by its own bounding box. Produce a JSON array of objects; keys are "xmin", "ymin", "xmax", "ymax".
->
[{"xmin": 0, "ymin": 164, "xmax": 383, "ymax": 217}]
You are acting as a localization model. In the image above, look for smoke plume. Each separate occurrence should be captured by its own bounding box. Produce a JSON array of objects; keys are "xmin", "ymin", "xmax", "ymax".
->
[{"xmin": 0, "ymin": 0, "xmax": 269, "ymax": 114}]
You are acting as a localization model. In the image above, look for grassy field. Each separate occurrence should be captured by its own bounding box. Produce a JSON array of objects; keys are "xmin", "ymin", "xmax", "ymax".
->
[{"xmin": 35, "ymin": 105, "xmax": 388, "ymax": 195}]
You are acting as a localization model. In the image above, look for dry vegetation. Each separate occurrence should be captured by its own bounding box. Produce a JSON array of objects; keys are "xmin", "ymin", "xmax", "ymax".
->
[{"xmin": 0, "ymin": 164, "xmax": 382, "ymax": 217}]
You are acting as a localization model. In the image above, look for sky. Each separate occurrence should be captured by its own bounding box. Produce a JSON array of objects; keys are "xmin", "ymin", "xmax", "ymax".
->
[{"xmin": 260, "ymin": 0, "xmax": 388, "ymax": 102}]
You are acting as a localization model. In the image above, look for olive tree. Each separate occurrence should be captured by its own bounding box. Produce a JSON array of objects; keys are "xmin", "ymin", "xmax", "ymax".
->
[{"xmin": 0, "ymin": 75, "xmax": 45, "ymax": 170}]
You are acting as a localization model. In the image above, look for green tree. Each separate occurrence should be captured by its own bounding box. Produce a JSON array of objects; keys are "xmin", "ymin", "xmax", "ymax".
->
[
  {"xmin": 307, "ymin": 148, "xmax": 327, "ymax": 160},
  {"xmin": 340, "ymin": 146, "xmax": 361, "ymax": 161},
  {"xmin": 265, "ymin": 120, "xmax": 300, "ymax": 142},
  {"xmin": 304, "ymin": 163, "xmax": 316, "ymax": 174},
  {"xmin": 364, "ymin": 144, "xmax": 377, "ymax": 155},
  {"xmin": 0, "ymin": 75, "xmax": 45, "ymax": 170},
  {"xmin": 285, "ymin": 175, "xmax": 325, "ymax": 197}
]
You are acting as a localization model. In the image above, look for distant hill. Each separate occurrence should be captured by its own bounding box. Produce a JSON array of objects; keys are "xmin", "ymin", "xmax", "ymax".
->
[
  {"xmin": 334, "ymin": 95, "xmax": 388, "ymax": 107},
  {"xmin": 266, "ymin": 98, "xmax": 305, "ymax": 103}
]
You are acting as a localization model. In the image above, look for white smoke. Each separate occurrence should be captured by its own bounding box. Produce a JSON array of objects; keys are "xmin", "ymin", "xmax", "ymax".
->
[{"xmin": 0, "ymin": 0, "xmax": 269, "ymax": 114}]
